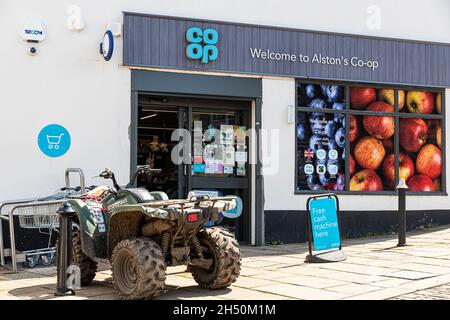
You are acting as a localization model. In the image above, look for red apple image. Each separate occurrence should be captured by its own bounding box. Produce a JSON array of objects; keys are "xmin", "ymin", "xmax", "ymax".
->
[
  {"xmin": 350, "ymin": 169, "xmax": 383, "ymax": 191},
  {"xmin": 363, "ymin": 102, "xmax": 395, "ymax": 139},
  {"xmin": 349, "ymin": 115, "xmax": 360, "ymax": 143},
  {"xmin": 349, "ymin": 154, "xmax": 356, "ymax": 177},
  {"xmin": 350, "ymin": 87, "xmax": 376, "ymax": 109},
  {"xmin": 377, "ymin": 89, "xmax": 405, "ymax": 110},
  {"xmin": 436, "ymin": 93, "xmax": 442, "ymax": 114},
  {"xmin": 416, "ymin": 144, "xmax": 442, "ymax": 179},
  {"xmin": 382, "ymin": 153, "xmax": 415, "ymax": 188},
  {"xmin": 399, "ymin": 118, "xmax": 428, "ymax": 152},
  {"xmin": 426, "ymin": 119, "xmax": 439, "ymax": 140},
  {"xmin": 437, "ymin": 126, "xmax": 442, "ymax": 149},
  {"xmin": 381, "ymin": 138, "xmax": 394, "ymax": 154},
  {"xmin": 354, "ymin": 136, "xmax": 386, "ymax": 170},
  {"xmin": 406, "ymin": 91, "xmax": 435, "ymax": 114},
  {"xmin": 407, "ymin": 175, "xmax": 436, "ymax": 192},
  {"xmin": 434, "ymin": 178, "xmax": 441, "ymax": 191}
]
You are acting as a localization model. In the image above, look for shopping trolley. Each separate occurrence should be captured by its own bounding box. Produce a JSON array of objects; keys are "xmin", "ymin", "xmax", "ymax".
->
[
  {"xmin": 0, "ymin": 168, "xmax": 87, "ymax": 272},
  {"xmin": 47, "ymin": 133, "xmax": 64, "ymax": 149},
  {"xmin": 15, "ymin": 203, "xmax": 61, "ymax": 267}
]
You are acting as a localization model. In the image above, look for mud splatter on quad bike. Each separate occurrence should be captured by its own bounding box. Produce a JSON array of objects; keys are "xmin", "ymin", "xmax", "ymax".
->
[{"xmin": 59, "ymin": 166, "xmax": 241, "ymax": 299}]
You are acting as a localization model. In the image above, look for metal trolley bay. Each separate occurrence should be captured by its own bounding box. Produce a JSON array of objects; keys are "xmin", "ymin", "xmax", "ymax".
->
[
  {"xmin": 0, "ymin": 168, "xmax": 86, "ymax": 272},
  {"xmin": 0, "ymin": 200, "xmax": 64, "ymax": 272},
  {"xmin": 16, "ymin": 203, "xmax": 61, "ymax": 267}
]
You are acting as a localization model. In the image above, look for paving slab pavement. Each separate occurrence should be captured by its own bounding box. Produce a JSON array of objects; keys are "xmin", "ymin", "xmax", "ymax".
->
[{"xmin": 2, "ymin": 224, "xmax": 450, "ymax": 300}]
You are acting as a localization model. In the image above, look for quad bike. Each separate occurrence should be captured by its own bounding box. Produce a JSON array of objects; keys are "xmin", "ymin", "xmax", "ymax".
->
[{"xmin": 59, "ymin": 166, "xmax": 242, "ymax": 299}]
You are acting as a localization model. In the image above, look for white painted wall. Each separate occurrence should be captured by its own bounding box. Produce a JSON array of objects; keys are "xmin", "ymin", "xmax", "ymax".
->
[
  {"xmin": 261, "ymin": 78, "xmax": 450, "ymax": 212},
  {"xmin": 0, "ymin": 0, "xmax": 448, "ymax": 202},
  {"xmin": 4, "ymin": 0, "xmax": 446, "ymax": 42},
  {"xmin": 0, "ymin": 1, "xmax": 131, "ymax": 201}
]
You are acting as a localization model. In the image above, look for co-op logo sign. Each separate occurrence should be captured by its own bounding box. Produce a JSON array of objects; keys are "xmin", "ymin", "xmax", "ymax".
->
[{"xmin": 186, "ymin": 27, "xmax": 218, "ymax": 64}]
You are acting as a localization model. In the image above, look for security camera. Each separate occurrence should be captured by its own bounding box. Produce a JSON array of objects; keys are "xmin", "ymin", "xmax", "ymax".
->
[{"xmin": 28, "ymin": 46, "xmax": 37, "ymax": 56}]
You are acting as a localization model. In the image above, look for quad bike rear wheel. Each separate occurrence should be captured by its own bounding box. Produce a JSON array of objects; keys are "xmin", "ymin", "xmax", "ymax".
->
[
  {"xmin": 190, "ymin": 227, "xmax": 241, "ymax": 289},
  {"xmin": 111, "ymin": 238, "xmax": 166, "ymax": 300},
  {"xmin": 56, "ymin": 230, "xmax": 98, "ymax": 286}
]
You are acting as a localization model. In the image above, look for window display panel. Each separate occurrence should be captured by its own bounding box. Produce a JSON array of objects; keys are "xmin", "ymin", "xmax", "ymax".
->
[
  {"xmin": 349, "ymin": 86, "xmax": 377, "ymax": 110},
  {"xmin": 297, "ymin": 83, "xmax": 345, "ymax": 110},
  {"xmin": 296, "ymin": 112, "xmax": 346, "ymax": 191},
  {"xmin": 296, "ymin": 80, "xmax": 444, "ymax": 194},
  {"xmin": 399, "ymin": 117, "xmax": 443, "ymax": 192},
  {"xmin": 349, "ymin": 115, "xmax": 395, "ymax": 191},
  {"xmin": 402, "ymin": 90, "xmax": 441, "ymax": 115},
  {"xmin": 192, "ymin": 110, "xmax": 248, "ymax": 177},
  {"xmin": 350, "ymin": 86, "xmax": 398, "ymax": 114}
]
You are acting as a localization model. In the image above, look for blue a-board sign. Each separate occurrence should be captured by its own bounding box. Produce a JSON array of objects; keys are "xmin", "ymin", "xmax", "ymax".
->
[{"xmin": 307, "ymin": 195, "xmax": 341, "ymax": 252}]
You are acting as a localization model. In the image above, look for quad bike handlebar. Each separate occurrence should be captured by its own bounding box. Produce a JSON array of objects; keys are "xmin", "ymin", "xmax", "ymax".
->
[
  {"xmin": 95, "ymin": 168, "xmax": 121, "ymax": 191},
  {"xmin": 95, "ymin": 166, "xmax": 162, "ymax": 191},
  {"xmin": 127, "ymin": 165, "xmax": 162, "ymax": 188}
]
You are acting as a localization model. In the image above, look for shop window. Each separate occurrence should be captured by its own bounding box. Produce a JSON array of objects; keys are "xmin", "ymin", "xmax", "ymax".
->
[
  {"xmin": 349, "ymin": 114, "xmax": 395, "ymax": 191},
  {"xmin": 398, "ymin": 118, "xmax": 443, "ymax": 192},
  {"xmin": 296, "ymin": 82, "xmax": 444, "ymax": 194},
  {"xmin": 402, "ymin": 90, "xmax": 442, "ymax": 115},
  {"xmin": 296, "ymin": 84, "xmax": 346, "ymax": 192},
  {"xmin": 192, "ymin": 110, "xmax": 248, "ymax": 177}
]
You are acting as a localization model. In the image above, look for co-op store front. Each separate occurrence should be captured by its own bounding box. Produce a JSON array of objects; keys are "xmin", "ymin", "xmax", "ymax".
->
[
  {"xmin": 122, "ymin": 12, "xmax": 449, "ymax": 245},
  {"xmin": 2, "ymin": 10, "xmax": 450, "ymax": 249}
]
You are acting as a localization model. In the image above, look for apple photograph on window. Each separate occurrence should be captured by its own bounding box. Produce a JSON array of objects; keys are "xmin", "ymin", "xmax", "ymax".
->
[
  {"xmin": 296, "ymin": 84, "xmax": 346, "ymax": 191},
  {"xmin": 398, "ymin": 90, "xmax": 442, "ymax": 192},
  {"xmin": 398, "ymin": 121, "xmax": 442, "ymax": 192},
  {"xmin": 349, "ymin": 87, "xmax": 442, "ymax": 192}
]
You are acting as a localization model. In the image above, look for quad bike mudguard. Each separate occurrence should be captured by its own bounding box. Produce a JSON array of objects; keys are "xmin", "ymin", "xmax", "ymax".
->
[{"xmin": 68, "ymin": 199, "xmax": 108, "ymax": 260}]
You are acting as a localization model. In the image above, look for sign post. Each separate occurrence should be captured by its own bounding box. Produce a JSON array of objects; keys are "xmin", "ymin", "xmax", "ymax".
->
[
  {"xmin": 396, "ymin": 178, "xmax": 408, "ymax": 247},
  {"xmin": 305, "ymin": 194, "xmax": 346, "ymax": 263}
]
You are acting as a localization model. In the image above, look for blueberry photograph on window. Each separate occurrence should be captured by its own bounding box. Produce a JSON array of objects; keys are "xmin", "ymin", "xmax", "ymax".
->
[{"xmin": 296, "ymin": 83, "xmax": 346, "ymax": 192}]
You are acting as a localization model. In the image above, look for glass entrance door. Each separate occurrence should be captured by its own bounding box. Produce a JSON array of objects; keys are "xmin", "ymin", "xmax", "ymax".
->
[
  {"xmin": 190, "ymin": 109, "xmax": 249, "ymax": 180},
  {"xmin": 186, "ymin": 102, "xmax": 251, "ymax": 242},
  {"xmin": 137, "ymin": 104, "xmax": 185, "ymax": 199},
  {"xmin": 137, "ymin": 95, "xmax": 252, "ymax": 242}
]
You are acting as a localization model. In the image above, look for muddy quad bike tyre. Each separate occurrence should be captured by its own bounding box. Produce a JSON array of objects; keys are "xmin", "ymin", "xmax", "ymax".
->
[
  {"xmin": 56, "ymin": 230, "xmax": 97, "ymax": 286},
  {"xmin": 190, "ymin": 227, "xmax": 241, "ymax": 289},
  {"xmin": 111, "ymin": 238, "xmax": 166, "ymax": 300}
]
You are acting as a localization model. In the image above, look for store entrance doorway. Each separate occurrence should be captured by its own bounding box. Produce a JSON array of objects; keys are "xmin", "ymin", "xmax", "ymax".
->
[
  {"xmin": 136, "ymin": 95, "xmax": 252, "ymax": 242},
  {"xmin": 137, "ymin": 103, "xmax": 182, "ymax": 199}
]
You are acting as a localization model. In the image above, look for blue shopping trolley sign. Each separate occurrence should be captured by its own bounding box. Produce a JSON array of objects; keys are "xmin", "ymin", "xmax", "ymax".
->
[
  {"xmin": 38, "ymin": 124, "xmax": 71, "ymax": 157},
  {"xmin": 308, "ymin": 195, "xmax": 341, "ymax": 252}
]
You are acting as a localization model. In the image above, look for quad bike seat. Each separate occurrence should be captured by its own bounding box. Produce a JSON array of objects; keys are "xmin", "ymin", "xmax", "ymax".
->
[{"xmin": 120, "ymin": 188, "xmax": 155, "ymax": 203}]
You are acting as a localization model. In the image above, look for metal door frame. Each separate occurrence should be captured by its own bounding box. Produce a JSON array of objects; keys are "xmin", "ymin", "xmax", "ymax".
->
[
  {"xmin": 134, "ymin": 94, "xmax": 252, "ymax": 242},
  {"xmin": 130, "ymin": 70, "xmax": 263, "ymax": 245}
]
